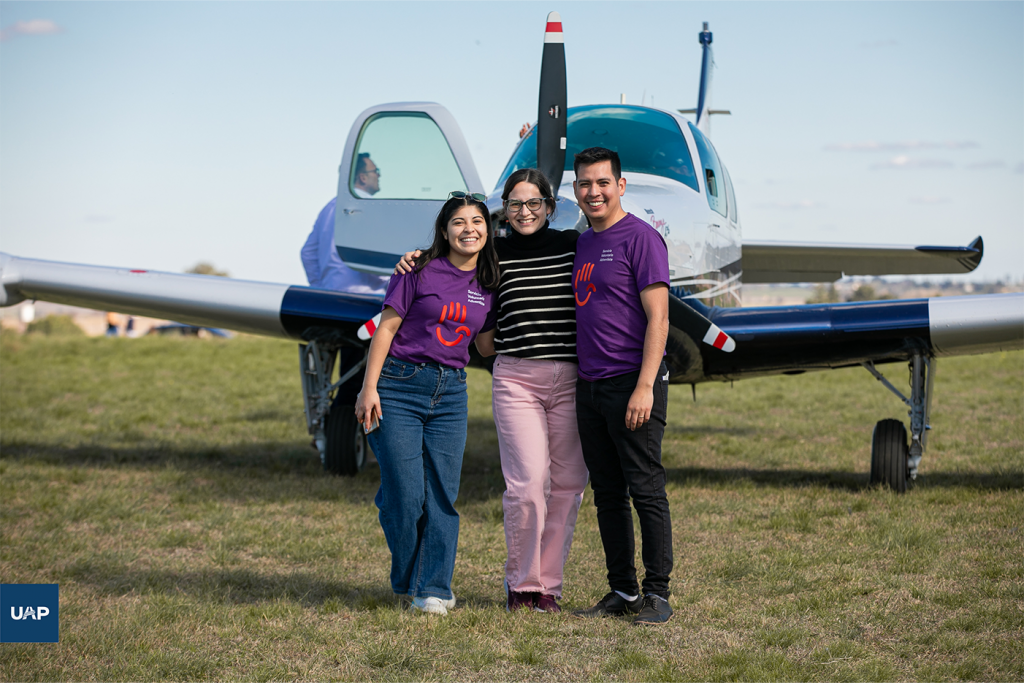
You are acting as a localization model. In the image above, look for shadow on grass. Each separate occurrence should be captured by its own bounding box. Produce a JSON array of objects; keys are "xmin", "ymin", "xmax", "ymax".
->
[
  {"xmin": 60, "ymin": 560, "xmax": 507, "ymax": 611},
  {"xmin": 665, "ymin": 425, "xmax": 757, "ymax": 436},
  {"xmin": 4, "ymin": 407, "xmax": 1018, "ymax": 501},
  {"xmin": 666, "ymin": 465, "xmax": 1023, "ymax": 491},
  {"xmin": 64, "ymin": 561, "xmax": 391, "ymax": 609}
]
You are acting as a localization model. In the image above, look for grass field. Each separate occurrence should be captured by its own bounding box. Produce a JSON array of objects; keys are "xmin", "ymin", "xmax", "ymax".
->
[{"xmin": 1, "ymin": 331, "xmax": 1021, "ymax": 681}]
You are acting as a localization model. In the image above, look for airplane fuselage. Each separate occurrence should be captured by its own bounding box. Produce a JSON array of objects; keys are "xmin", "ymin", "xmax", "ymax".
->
[{"xmin": 493, "ymin": 105, "xmax": 743, "ymax": 309}]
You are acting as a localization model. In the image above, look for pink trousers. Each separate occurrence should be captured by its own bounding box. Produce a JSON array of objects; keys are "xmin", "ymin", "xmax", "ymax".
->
[{"xmin": 492, "ymin": 355, "xmax": 589, "ymax": 597}]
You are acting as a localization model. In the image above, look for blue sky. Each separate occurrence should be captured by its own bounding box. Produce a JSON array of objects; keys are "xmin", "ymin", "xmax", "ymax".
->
[{"xmin": 1, "ymin": 1, "xmax": 1021, "ymax": 285}]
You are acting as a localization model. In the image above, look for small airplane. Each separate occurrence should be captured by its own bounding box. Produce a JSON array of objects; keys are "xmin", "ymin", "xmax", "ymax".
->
[{"xmin": 1, "ymin": 14, "xmax": 1021, "ymax": 492}]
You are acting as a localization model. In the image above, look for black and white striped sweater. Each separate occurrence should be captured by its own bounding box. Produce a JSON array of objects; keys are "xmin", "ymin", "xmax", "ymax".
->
[{"xmin": 493, "ymin": 223, "xmax": 579, "ymax": 361}]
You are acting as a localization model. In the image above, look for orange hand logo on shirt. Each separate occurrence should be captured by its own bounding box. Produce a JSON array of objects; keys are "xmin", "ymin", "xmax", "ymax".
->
[
  {"xmin": 436, "ymin": 301, "xmax": 472, "ymax": 347},
  {"xmin": 574, "ymin": 263, "xmax": 597, "ymax": 306}
]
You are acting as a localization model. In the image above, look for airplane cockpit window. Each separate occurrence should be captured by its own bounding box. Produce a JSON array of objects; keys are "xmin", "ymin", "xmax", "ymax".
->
[
  {"xmin": 496, "ymin": 105, "xmax": 699, "ymax": 192},
  {"xmin": 351, "ymin": 113, "xmax": 468, "ymax": 200},
  {"xmin": 688, "ymin": 122, "xmax": 728, "ymax": 218}
]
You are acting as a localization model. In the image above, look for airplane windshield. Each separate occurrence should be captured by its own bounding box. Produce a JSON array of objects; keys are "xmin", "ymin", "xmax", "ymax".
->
[{"xmin": 496, "ymin": 105, "xmax": 699, "ymax": 192}]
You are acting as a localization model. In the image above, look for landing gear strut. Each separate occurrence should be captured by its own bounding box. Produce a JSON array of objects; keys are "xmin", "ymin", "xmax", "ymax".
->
[
  {"xmin": 862, "ymin": 351, "xmax": 934, "ymax": 492},
  {"xmin": 299, "ymin": 340, "xmax": 369, "ymax": 476}
]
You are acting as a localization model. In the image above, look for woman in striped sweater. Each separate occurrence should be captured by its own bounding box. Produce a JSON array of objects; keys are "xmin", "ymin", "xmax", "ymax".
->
[{"xmin": 399, "ymin": 168, "xmax": 588, "ymax": 613}]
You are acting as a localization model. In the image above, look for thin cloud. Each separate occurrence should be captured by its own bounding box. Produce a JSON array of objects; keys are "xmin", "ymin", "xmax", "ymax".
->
[
  {"xmin": 825, "ymin": 141, "xmax": 979, "ymax": 152},
  {"xmin": 909, "ymin": 196, "xmax": 952, "ymax": 205},
  {"xmin": 860, "ymin": 39, "xmax": 898, "ymax": 48},
  {"xmin": 871, "ymin": 156, "xmax": 954, "ymax": 170},
  {"xmin": 965, "ymin": 160, "xmax": 1005, "ymax": 170},
  {"xmin": 1014, "ymin": 162, "xmax": 1024, "ymax": 175},
  {"xmin": 0, "ymin": 19, "xmax": 62, "ymax": 41},
  {"xmin": 754, "ymin": 200, "xmax": 821, "ymax": 210}
]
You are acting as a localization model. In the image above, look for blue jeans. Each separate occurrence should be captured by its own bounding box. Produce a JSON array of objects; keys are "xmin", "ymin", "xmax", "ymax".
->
[{"xmin": 368, "ymin": 356, "xmax": 468, "ymax": 600}]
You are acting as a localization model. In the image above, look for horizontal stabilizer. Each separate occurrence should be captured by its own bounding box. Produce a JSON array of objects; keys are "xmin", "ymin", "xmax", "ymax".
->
[
  {"xmin": 678, "ymin": 108, "xmax": 731, "ymax": 115},
  {"xmin": 742, "ymin": 236, "xmax": 983, "ymax": 283}
]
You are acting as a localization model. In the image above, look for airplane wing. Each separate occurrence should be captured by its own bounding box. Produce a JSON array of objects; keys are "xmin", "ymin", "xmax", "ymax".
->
[
  {"xmin": 667, "ymin": 288, "xmax": 1022, "ymax": 388},
  {"xmin": 0, "ymin": 252, "xmax": 383, "ymax": 342},
  {"xmin": 741, "ymin": 236, "xmax": 983, "ymax": 283}
]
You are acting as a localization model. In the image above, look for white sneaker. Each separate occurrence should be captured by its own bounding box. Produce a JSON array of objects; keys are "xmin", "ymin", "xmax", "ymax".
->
[
  {"xmin": 441, "ymin": 594, "xmax": 456, "ymax": 610},
  {"xmin": 411, "ymin": 596, "xmax": 448, "ymax": 615}
]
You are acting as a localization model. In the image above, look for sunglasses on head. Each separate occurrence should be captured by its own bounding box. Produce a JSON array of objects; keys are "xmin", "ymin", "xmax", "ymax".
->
[{"xmin": 448, "ymin": 191, "xmax": 487, "ymax": 202}]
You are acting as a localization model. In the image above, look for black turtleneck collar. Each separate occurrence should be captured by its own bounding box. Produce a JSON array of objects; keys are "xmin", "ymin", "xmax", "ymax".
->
[{"xmin": 505, "ymin": 220, "xmax": 553, "ymax": 250}]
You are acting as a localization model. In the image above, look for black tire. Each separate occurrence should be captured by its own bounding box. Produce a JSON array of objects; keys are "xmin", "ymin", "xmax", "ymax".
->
[
  {"xmin": 870, "ymin": 418, "xmax": 908, "ymax": 493},
  {"xmin": 322, "ymin": 404, "xmax": 367, "ymax": 477}
]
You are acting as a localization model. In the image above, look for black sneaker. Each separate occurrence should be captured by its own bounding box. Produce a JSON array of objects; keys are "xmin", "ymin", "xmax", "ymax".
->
[
  {"xmin": 572, "ymin": 591, "xmax": 642, "ymax": 618},
  {"xmin": 633, "ymin": 594, "xmax": 673, "ymax": 625}
]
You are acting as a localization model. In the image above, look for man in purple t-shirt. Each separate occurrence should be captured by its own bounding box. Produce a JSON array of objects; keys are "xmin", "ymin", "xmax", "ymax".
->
[{"xmin": 569, "ymin": 147, "xmax": 674, "ymax": 626}]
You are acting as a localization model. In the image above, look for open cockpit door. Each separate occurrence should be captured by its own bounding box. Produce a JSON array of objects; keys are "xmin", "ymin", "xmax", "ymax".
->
[{"xmin": 334, "ymin": 103, "xmax": 484, "ymax": 274}]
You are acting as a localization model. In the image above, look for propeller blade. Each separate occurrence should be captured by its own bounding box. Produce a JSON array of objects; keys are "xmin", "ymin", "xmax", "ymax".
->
[
  {"xmin": 669, "ymin": 296, "xmax": 736, "ymax": 353},
  {"xmin": 357, "ymin": 312, "xmax": 382, "ymax": 341},
  {"xmin": 537, "ymin": 11, "xmax": 567, "ymax": 198}
]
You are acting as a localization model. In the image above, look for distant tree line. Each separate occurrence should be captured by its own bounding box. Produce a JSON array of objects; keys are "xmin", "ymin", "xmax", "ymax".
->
[
  {"xmin": 185, "ymin": 262, "xmax": 229, "ymax": 277},
  {"xmin": 806, "ymin": 284, "xmax": 894, "ymax": 304}
]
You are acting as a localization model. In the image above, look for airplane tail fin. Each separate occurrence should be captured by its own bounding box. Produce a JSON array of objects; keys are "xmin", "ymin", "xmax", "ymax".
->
[
  {"xmin": 694, "ymin": 22, "xmax": 714, "ymax": 136},
  {"xmin": 678, "ymin": 23, "xmax": 730, "ymax": 136}
]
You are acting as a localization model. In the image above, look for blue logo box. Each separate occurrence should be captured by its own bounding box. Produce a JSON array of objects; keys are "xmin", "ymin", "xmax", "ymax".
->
[{"xmin": 1, "ymin": 584, "xmax": 59, "ymax": 643}]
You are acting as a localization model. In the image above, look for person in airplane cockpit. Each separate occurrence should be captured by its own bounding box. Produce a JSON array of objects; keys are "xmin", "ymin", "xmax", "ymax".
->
[
  {"xmin": 351, "ymin": 152, "xmax": 381, "ymax": 199},
  {"xmin": 396, "ymin": 169, "xmax": 589, "ymax": 615},
  {"xmin": 355, "ymin": 192, "xmax": 499, "ymax": 616},
  {"xmin": 299, "ymin": 197, "xmax": 389, "ymax": 294}
]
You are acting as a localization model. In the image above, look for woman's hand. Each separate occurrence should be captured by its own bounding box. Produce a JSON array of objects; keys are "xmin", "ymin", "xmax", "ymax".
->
[
  {"xmin": 394, "ymin": 250, "xmax": 422, "ymax": 275},
  {"xmin": 354, "ymin": 306, "xmax": 402, "ymax": 434},
  {"xmin": 355, "ymin": 387, "xmax": 382, "ymax": 433}
]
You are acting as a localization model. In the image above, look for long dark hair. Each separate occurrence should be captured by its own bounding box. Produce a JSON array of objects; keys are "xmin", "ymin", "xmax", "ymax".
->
[
  {"xmin": 413, "ymin": 195, "xmax": 500, "ymax": 290},
  {"xmin": 501, "ymin": 168, "xmax": 557, "ymax": 222}
]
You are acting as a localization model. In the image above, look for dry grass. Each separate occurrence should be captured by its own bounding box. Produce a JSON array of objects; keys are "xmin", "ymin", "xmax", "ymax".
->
[{"xmin": 1, "ymin": 332, "xmax": 1021, "ymax": 681}]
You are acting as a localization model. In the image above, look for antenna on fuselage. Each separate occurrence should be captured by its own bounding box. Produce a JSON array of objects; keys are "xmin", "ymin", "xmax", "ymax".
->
[{"xmin": 678, "ymin": 22, "xmax": 731, "ymax": 136}]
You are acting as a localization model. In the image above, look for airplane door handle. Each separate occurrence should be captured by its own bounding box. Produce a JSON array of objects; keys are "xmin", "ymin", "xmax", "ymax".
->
[{"xmin": 343, "ymin": 209, "xmax": 362, "ymax": 215}]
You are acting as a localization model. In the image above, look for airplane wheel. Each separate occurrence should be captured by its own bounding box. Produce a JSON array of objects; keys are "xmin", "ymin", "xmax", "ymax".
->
[
  {"xmin": 322, "ymin": 404, "xmax": 367, "ymax": 477},
  {"xmin": 870, "ymin": 419, "xmax": 908, "ymax": 493}
]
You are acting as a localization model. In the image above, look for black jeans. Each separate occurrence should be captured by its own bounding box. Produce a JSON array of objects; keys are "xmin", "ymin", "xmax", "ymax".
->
[{"xmin": 576, "ymin": 361, "xmax": 672, "ymax": 598}]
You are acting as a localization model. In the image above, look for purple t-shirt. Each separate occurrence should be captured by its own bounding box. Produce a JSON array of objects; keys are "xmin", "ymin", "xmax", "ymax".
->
[
  {"xmin": 382, "ymin": 256, "xmax": 497, "ymax": 368},
  {"xmin": 573, "ymin": 212, "xmax": 670, "ymax": 381}
]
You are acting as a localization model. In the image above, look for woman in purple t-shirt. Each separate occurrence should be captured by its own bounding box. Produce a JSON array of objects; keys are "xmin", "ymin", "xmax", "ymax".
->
[
  {"xmin": 355, "ymin": 193, "xmax": 499, "ymax": 616},
  {"xmin": 396, "ymin": 170, "xmax": 589, "ymax": 614}
]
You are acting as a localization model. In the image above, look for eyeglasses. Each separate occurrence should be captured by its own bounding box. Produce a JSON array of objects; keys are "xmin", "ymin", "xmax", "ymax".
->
[
  {"xmin": 363, "ymin": 167, "xmax": 380, "ymax": 176},
  {"xmin": 505, "ymin": 198, "xmax": 546, "ymax": 213},
  {"xmin": 449, "ymin": 191, "xmax": 487, "ymax": 202}
]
